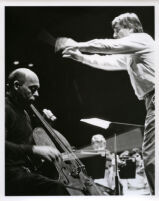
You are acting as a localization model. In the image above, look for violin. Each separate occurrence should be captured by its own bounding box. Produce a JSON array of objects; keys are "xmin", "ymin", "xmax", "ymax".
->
[{"xmin": 30, "ymin": 104, "xmax": 109, "ymax": 195}]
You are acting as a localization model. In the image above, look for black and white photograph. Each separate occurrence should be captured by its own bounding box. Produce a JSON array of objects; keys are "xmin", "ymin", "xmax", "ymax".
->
[{"xmin": 1, "ymin": 1, "xmax": 159, "ymax": 200}]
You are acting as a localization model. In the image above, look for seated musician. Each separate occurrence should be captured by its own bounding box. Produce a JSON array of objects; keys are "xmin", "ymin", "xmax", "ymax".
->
[
  {"xmin": 91, "ymin": 135, "xmax": 115, "ymax": 190},
  {"xmin": 5, "ymin": 68, "xmax": 69, "ymax": 195},
  {"xmin": 91, "ymin": 134, "xmax": 106, "ymax": 152},
  {"xmin": 125, "ymin": 148, "xmax": 150, "ymax": 194},
  {"xmin": 118, "ymin": 148, "xmax": 150, "ymax": 195}
]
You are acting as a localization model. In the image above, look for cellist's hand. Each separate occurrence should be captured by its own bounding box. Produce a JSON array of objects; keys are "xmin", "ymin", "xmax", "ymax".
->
[{"xmin": 32, "ymin": 145, "xmax": 62, "ymax": 162}]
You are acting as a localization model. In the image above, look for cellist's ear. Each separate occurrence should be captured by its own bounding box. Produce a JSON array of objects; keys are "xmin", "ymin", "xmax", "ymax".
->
[{"xmin": 13, "ymin": 80, "xmax": 20, "ymax": 91}]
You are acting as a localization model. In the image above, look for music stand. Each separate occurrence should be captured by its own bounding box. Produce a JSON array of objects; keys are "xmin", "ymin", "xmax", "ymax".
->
[{"xmin": 80, "ymin": 118, "xmax": 144, "ymax": 195}]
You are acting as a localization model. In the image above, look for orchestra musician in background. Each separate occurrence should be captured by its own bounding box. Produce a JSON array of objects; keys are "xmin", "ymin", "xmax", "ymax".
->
[
  {"xmin": 119, "ymin": 148, "xmax": 150, "ymax": 195},
  {"xmin": 128, "ymin": 148, "xmax": 150, "ymax": 192},
  {"xmin": 90, "ymin": 135, "xmax": 150, "ymax": 195},
  {"xmin": 5, "ymin": 68, "xmax": 69, "ymax": 195},
  {"xmin": 91, "ymin": 134, "xmax": 115, "ymax": 191},
  {"xmin": 56, "ymin": 12, "xmax": 155, "ymax": 195},
  {"xmin": 91, "ymin": 134, "xmax": 106, "ymax": 152}
]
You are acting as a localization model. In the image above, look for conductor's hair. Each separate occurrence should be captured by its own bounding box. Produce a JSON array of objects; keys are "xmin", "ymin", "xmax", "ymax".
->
[{"xmin": 112, "ymin": 13, "xmax": 143, "ymax": 33}]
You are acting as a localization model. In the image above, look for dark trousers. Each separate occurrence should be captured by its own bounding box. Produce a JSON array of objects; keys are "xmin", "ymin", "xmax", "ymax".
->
[
  {"xmin": 5, "ymin": 166, "xmax": 69, "ymax": 196},
  {"xmin": 143, "ymin": 91, "xmax": 155, "ymax": 195}
]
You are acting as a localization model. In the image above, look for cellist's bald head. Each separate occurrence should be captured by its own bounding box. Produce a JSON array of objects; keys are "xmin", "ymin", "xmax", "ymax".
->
[
  {"xmin": 7, "ymin": 68, "xmax": 40, "ymax": 106},
  {"xmin": 8, "ymin": 68, "xmax": 39, "ymax": 89}
]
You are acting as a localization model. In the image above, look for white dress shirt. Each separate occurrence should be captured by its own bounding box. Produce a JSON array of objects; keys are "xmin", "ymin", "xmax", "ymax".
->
[{"xmin": 77, "ymin": 33, "xmax": 155, "ymax": 100}]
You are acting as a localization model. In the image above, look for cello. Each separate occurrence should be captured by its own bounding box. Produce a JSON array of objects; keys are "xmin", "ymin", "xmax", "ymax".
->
[{"xmin": 30, "ymin": 104, "xmax": 109, "ymax": 195}]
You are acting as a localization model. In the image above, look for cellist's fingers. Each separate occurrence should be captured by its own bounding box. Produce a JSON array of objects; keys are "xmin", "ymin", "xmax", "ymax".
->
[
  {"xmin": 50, "ymin": 147, "xmax": 62, "ymax": 161},
  {"xmin": 32, "ymin": 145, "xmax": 60, "ymax": 162}
]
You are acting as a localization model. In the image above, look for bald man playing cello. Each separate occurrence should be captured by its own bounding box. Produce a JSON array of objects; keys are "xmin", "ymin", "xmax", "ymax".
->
[{"xmin": 5, "ymin": 68, "xmax": 69, "ymax": 195}]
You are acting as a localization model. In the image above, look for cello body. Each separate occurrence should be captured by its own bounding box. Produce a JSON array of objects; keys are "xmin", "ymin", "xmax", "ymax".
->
[
  {"xmin": 30, "ymin": 104, "xmax": 109, "ymax": 195},
  {"xmin": 33, "ymin": 127, "xmax": 109, "ymax": 195}
]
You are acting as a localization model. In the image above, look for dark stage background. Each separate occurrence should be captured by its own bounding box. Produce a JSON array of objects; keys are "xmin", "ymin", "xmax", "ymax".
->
[{"xmin": 5, "ymin": 6, "xmax": 154, "ymax": 150}]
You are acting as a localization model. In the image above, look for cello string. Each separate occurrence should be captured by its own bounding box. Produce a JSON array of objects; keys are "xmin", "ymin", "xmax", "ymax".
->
[
  {"xmin": 31, "ymin": 104, "xmax": 82, "ymax": 169},
  {"xmin": 30, "ymin": 104, "xmax": 84, "ymax": 169},
  {"xmin": 30, "ymin": 104, "xmax": 80, "ymax": 167},
  {"xmin": 31, "ymin": 104, "xmax": 70, "ymax": 152},
  {"xmin": 30, "ymin": 106, "xmax": 106, "ymax": 195}
]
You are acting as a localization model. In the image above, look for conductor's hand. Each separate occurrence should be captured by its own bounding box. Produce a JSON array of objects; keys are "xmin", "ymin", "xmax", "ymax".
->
[
  {"xmin": 33, "ymin": 145, "xmax": 62, "ymax": 162},
  {"xmin": 62, "ymin": 48, "xmax": 83, "ymax": 62},
  {"xmin": 55, "ymin": 37, "xmax": 78, "ymax": 52}
]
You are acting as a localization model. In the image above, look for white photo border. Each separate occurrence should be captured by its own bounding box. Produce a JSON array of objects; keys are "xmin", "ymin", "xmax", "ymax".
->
[{"xmin": 1, "ymin": 1, "xmax": 159, "ymax": 201}]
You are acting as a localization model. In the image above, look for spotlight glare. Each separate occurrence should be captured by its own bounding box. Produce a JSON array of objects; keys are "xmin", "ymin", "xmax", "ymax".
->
[
  {"xmin": 28, "ymin": 63, "xmax": 34, "ymax": 67},
  {"xmin": 13, "ymin": 61, "xmax": 19, "ymax": 65}
]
